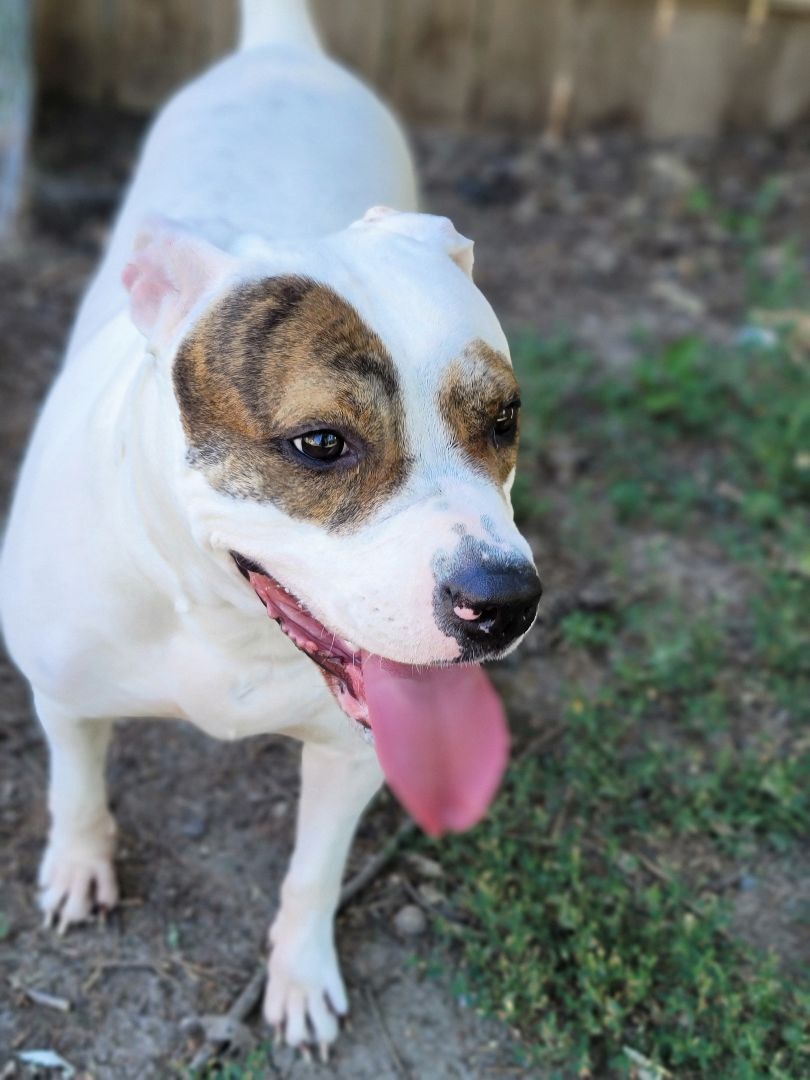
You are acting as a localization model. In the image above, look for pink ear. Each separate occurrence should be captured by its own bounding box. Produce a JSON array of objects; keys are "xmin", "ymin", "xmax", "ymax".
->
[
  {"xmin": 357, "ymin": 206, "xmax": 475, "ymax": 278},
  {"xmin": 122, "ymin": 216, "xmax": 236, "ymax": 349}
]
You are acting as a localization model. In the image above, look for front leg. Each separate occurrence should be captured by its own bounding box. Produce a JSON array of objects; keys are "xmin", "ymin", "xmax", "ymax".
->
[
  {"xmin": 265, "ymin": 740, "xmax": 383, "ymax": 1050},
  {"xmin": 35, "ymin": 694, "xmax": 118, "ymax": 932}
]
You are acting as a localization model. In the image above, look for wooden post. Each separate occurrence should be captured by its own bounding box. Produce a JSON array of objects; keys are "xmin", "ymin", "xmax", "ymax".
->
[{"xmin": 0, "ymin": 0, "xmax": 31, "ymax": 243}]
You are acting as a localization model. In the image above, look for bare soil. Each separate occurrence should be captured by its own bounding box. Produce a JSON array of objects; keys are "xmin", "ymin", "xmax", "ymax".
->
[{"xmin": 1, "ymin": 101, "xmax": 809, "ymax": 1078}]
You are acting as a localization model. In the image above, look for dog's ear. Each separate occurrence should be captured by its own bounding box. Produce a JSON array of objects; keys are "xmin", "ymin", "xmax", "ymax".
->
[
  {"xmin": 357, "ymin": 206, "xmax": 474, "ymax": 278},
  {"xmin": 122, "ymin": 216, "xmax": 237, "ymax": 351}
]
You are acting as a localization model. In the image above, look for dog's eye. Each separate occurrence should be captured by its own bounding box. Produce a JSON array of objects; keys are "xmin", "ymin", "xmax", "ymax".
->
[
  {"xmin": 291, "ymin": 430, "xmax": 347, "ymax": 462},
  {"xmin": 493, "ymin": 401, "xmax": 520, "ymax": 442}
]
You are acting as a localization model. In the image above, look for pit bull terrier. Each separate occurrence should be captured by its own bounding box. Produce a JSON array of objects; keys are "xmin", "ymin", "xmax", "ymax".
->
[{"xmin": 0, "ymin": 0, "xmax": 541, "ymax": 1051}]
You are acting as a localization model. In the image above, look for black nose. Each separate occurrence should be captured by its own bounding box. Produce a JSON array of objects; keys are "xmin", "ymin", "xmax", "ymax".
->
[{"xmin": 440, "ymin": 560, "xmax": 542, "ymax": 656}]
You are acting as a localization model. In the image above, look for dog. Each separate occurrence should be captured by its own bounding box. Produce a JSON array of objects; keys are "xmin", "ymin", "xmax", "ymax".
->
[{"xmin": 0, "ymin": 0, "xmax": 541, "ymax": 1051}]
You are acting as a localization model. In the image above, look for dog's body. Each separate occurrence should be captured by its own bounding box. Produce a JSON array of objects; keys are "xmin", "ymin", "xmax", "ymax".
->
[{"xmin": 1, "ymin": 0, "xmax": 540, "ymax": 1050}]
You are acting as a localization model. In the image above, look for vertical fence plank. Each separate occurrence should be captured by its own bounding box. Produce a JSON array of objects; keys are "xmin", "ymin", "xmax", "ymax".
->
[
  {"xmin": 208, "ymin": 0, "xmax": 238, "ymax": 58},
  {"xmin": 0, "ymin": 0, "xmax": 31, "ymax": 242},
  {"xmin": 643, "ymin": 3, "xmax": 745, "ymax": 136},
  {"xmin": 383, "ymin": 0, "xmax": 480, "ymax": 124},
  {"xmin": 113, "ymin": 0, "xmax": 218, "ymax": 110},
  {"xmin": 569, "ymin": 0, "xmax": 657, "ymax": 130},
  {"xmin": 473, "ymin": 0, "xmax": 565, "ymax": 131},
  {"xmin": 313, "ymin": 0, "xmax": 387, "ymax": 86},
  {"xmin": 34, "ymin": 0, "xmax": 113, "ymax": 102},
  {"xmin": 761, "ymin": 17, "xmax": 810, "ymax": 126}
]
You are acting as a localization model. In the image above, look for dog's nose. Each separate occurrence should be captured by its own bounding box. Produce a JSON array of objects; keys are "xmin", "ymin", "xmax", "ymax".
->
[{"xmin": 441, "ymin": 560, "xmax": 542, "ymax": 653}]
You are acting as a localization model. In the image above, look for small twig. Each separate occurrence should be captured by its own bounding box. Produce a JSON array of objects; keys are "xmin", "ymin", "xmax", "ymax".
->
[
  {"xmin": 624, "ymin": 1044, "xmax": 673, "ymax": 1078},
  {"xmin": 22, "ymin": 986, "xmax": 72, "ymax": 1012},
  {"xmin": 82, "ymin": 959, "xmax": 170, "ymax": 994},
  {"xmin": 187, "ymin": 817, "xmax": 416, "ymax": 1071},
  {"xmin": 363, "ymin": 986, "xmax": 411, "ymax": 1080},
  {"xmin": 339, "ymin": 818, "xmax": 416, "ymax": 911},
  {"xmin": 517, "ymin": 720, "xmax": 567, "ymax": 763},
  {"xmin": 548, "ymin": 785, "xmax": 574, "ymax": 843}
]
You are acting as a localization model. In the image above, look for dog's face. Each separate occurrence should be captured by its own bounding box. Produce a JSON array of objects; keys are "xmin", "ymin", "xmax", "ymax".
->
[{"xmin": 124, "ymin": 210, "xmax": 541, "ymax": 751}]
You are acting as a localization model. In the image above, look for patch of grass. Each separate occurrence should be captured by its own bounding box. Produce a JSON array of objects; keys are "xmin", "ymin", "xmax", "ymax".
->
[
  {"xmin": 201, "ymin": 1047, "xmax": 274, "ymax": 1079},
  {"xmin": 560, "ymin": 610, "xmax": 618, "ymax": 652},
  {"xmin": 424, "ymin": 320, "xmax": 810, "ymax": 1073},
  {"xmin": 433, "ymin": 798, "xmax": 809, "ymax": 1076},
  {"xmin": 427, "ymin": 605, "xmax": 810, "ymax": 1073}
]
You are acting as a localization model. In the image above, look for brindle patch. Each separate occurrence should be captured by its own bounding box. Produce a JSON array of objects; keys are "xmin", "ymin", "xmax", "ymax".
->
[
  {"xmin": 438, "ymin": 339, "xmax": 520, "ymax": 485},
  {"xmin": 173, "ymin": 276, "xmax": 409, "ymax": 530}
]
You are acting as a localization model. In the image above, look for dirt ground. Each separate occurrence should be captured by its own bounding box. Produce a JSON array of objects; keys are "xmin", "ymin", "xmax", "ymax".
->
[{"xmin": 1, "ymin": 101, "xmax": 809, "ymax": 1078}]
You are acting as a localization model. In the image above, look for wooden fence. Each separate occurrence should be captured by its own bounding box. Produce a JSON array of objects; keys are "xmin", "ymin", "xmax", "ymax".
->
[{"xmin": 34, "ymin": 0, "xmax": 810, "ymax": 137}]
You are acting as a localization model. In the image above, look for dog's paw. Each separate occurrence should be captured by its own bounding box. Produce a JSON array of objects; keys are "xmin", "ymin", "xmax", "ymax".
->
[
  {"xmin": 38, "ymin": 837, "xmax": 119, "ymax": 934},
  {"xmin": 264, "ymin": 912, "xmax": 347, "ymax": 1053}
]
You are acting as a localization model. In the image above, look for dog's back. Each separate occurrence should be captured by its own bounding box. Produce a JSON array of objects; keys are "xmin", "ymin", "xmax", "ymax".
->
[{"xmin": 71, "ymin": 0, "xmax": 417, "ymax": 354}]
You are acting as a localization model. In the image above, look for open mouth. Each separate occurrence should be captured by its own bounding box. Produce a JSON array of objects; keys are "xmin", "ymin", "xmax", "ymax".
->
[
  {"xmin": 230, "ymin": 550, "xmax": 371, "ymax": 729},
  {"xmin": 230, "ymin": 549, "xmax": 510, "ymax": 838}
]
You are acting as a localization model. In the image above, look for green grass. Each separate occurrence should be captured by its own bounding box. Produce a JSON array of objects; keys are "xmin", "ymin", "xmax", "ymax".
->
[{"xmin": 420, "ymin": 314, "xmax": 810, "ymax": 1074}]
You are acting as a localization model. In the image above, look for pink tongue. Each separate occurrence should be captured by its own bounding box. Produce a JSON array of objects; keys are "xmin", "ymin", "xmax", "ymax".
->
[{"xmin": 362, "ymin": 658, "xmax": 509, "ymax": 837}]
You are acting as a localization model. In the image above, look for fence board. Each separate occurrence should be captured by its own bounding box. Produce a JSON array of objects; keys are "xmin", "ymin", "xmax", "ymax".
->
[
  {"xmin": 383, "ymin": 0, "xmax": 481, "ymax": 124},
  {"xmin": 645, "ymin": 4, "xmax": 744, "ymax": 136},
  {"xmin": 473, "ymin": 0, "xmax": 565, "ymax": 130},
  {"xmin": 569, "ymin": 0, "xmax": 656, "ymax": 130},
  {"xmin": 314, "ymin": 0, "xmax": 387, "ymax": 87},
  {"xmin": 33, "ymin": 0, "xmax": 810, "ymax": 136},
  {"xmin": 35, "ymin": 0, "xmax": 113, "ymax": 102}
]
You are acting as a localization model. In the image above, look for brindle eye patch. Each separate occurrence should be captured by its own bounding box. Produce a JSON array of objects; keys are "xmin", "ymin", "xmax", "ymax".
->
[
  {"xmin": 173, "ymin": 275, "xmax": 410, "ymax": 530},
  {"xmin": 438, "ymin": 340, "xmax": 521, "ymax": 485}
]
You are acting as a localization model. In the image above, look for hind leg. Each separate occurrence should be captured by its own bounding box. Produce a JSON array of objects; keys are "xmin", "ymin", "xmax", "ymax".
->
[{"xmin": 35, "ymin": 694, "xmax": 118, "ymax": 932}]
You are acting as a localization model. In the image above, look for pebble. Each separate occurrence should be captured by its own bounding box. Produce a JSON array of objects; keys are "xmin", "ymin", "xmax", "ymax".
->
[
  {"xmin": 405, "ymin": 852, "xmax": 444, "ymax": 879},
  {"xmin": 393, "ymin": 904, "xmax": 427, "ymax": 936},
  {"xmin": 179, "ymin": 814, "xmax": 208, "ymax": 839},
  {"xmin": 735, "ymin": 325, "xmax": 778, "ymax": 350}
]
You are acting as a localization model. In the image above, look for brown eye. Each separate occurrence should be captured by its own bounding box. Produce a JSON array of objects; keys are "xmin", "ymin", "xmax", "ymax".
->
[
  {"xmin": 493, "ymin": 401, "xmax": 519, "ymax": 442},
  {"xmin": 292, "ymin": 430, "xmax": 346, "ymax": 462}
]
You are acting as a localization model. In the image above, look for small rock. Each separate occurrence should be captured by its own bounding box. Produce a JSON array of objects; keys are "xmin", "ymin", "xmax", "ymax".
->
[
  {"xmin": 620, "ymin": 194, "xmax": 646, "ymax": 220},
  {"xmin": 577, "ymin": 134, "xmax": 602, "ymax": 159},
  {"xmin": 179, "ymin": 814, "xmax": 208, "ymax": 839},
  {"xmin": 393, "ymin": 904, "xmax": 427, "ymax": 936},
  {"xmin": 511, "ymin": 191, "xmax": 539, "ymax": 224},
  {"xmin": 405, "ymin": 852, "xmax": 444, "ymax": 879},
  {"xmin": 735, "ymin": 325, "xmax": 778, "ymax": 350},
  {"xmin": 418, "ymin": 883, "xmax": 447, "ymax": 907}
]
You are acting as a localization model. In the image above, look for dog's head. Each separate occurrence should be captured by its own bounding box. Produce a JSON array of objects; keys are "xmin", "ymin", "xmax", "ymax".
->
[{"xmin": 123, "ymin": 209, "xmax": 542, "ymax": 834}]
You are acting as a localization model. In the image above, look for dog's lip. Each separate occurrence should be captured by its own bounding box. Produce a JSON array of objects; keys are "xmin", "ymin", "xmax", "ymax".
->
[{"xmin": 230, "ymin": 550, "xmax": 371, "ymax": 726}]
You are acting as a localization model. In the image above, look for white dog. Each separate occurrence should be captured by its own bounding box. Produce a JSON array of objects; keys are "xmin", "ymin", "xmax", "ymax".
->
[{"xmin": 0, "ymin": 0, "xmax": 541, "ymax": 1052}]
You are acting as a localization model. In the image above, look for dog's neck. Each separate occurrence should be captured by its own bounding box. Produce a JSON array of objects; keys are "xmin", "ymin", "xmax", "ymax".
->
[{"xmin": 109, "ymin": 331, "xmax": 237, "ymax": 616}]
